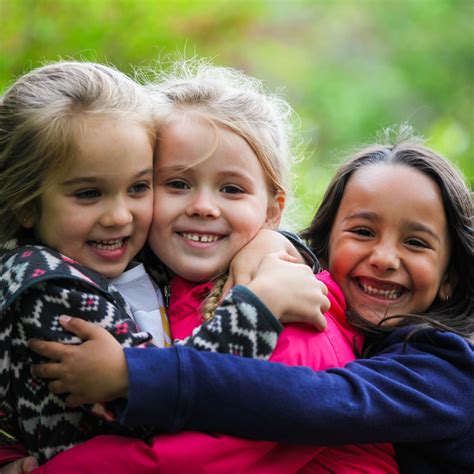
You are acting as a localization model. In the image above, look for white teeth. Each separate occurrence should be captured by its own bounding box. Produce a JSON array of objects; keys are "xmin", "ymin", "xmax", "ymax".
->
[
  {"xmin": 359, "ymin": 281, "xmax": 403, "ymax": 300},
  {"xmin": 181, "ymin": 232, "xmax": 220, "ymax": 243},
  {"xmin": 89, "ymin": 239, "xmax": 124, "ymax": 250}
]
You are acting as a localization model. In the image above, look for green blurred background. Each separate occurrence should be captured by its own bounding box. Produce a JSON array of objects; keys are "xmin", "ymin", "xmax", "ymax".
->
[{"xmin": 1, "ymin": 0, "xmax": 472, "ymax": 228}]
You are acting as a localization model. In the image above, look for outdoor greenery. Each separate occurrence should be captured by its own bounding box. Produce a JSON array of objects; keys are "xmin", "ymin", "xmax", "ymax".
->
[{"xmin": 1, "ymin": 0, "xmax": 472, "ymax": 227}]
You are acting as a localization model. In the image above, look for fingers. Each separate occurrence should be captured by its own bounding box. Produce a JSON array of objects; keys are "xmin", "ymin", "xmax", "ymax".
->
[
  {"xmin": 320, "ymin": 294, "xmax": 331, "ymax": 313},
  {"xmin": 270, "ymin": 251, "xmax": 299, "ymax": 264},
  {"xmin": 0, "ymin": 456, "xmax": 39, "ymax": 474},
  {"xmin": 312, "ymin": 305, "xmax": 329, "ymax": 332},
  {"xmin": 28, "ymin": 339, "xmax": 72, "ymax": 361},
  {"xmin": 57, "ymin": 315, "xmax": 103, "ymax": 340},
  {"xmin": 48, "ymin": 379, "xmax": 69, "ymax": 395},
  {"xmin": 31, "ymin": 360, "xmax": 62, "ymax": 380},
  {"xmin": 319, "ymin": 280, "xmax": 329, "ymax": 296},
  {"xmin": 22, "ymin": 456, "xmax": 39, "ymax": 473},
  {"xmin": 65, "ymin": 393, "xmax": 84, "ymax": 408}
]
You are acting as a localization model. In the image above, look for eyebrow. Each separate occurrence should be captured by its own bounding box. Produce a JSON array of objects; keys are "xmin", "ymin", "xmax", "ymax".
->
[
  {"xmin": 344, "ymin": 211, "xmax": 440, "ymax": 242},
  {"xmin": 156, "ymin": 165, "xmax": 255, "ymax": 181},
  {"xmin": 343, "ymin": 211, "xmax": 378, "ymax": 222},
  {"xmin": 60, "ymin": 168, "xmax": 154, "ymax": 186},
  {"xmin": 405, "ymin": 221, "xmax": 441, "ymax": 243}
]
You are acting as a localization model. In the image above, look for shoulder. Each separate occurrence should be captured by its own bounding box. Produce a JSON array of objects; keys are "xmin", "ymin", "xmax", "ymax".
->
[
  {"xmin": 272, "ymin": 317, "xmax": 359, "ymax": 369},
  {"xmin": 1, "ymin": 245, "xmax": 115, "ymax": 311},
  {"xmin": 378, "ymin": 326, "xmax": 473, "ymax": 360},
  {"xmin": 366, "ymin": 327, "xmax": 473, "ymax": 397}
]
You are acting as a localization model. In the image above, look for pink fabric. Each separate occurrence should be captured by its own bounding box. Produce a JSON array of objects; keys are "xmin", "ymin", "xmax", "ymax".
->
[
  {"xmin": 25, "ymin": 271, "xmax": 397, "ymax": 473},
  {"xmin": 0, "ymin": 443, "xmax": 28, "ymax": 466},
  {"xmin": 168, "ymin": 277, "xmax": 214, "ymax": 341}
]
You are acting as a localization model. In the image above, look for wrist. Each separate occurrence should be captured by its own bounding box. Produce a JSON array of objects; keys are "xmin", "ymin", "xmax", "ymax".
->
[{"xmin": 247, "ymin": 277, "xmax": 284, "ymax": 320}]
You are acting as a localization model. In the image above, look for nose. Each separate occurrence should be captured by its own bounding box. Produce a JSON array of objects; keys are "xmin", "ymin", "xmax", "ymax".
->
[
  {"xmin": 368, "ymin": 240, "xmax": 400, "ymax": 272},
  {"xmin": 100, "ymin": 197, "xmax": 133, "ymax": 227},
  {"xmin": 185, "ymin": 189, "xmax": 220, "ymax": 219}
]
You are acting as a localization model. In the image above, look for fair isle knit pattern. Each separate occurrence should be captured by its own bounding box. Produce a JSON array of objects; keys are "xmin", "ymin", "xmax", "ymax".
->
[
  {"xmin": 0, "ymin": 245, "xmax": 282, "ymax": 463},
  {"xmin": 0, "ymin": 245, "xmax": 153, "ymax": 463},
  {"xmin": 178, "ymin": 290, "xmax": 279, "ymax": 359}
]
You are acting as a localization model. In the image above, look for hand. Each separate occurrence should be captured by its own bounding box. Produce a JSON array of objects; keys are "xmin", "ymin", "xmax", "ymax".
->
[
  {"xmin": 0, "ymin": 456, "xmax": 38, "ymax": 474},
  {"xmin": 28, "ymin": 316, "xmax": 129, "ymax": 407},
  {"xmin": 246, "ymin": 253, "xmax": 329, "ymax": 330},
  {"xmin": 223, "ymin": 229, "xmax": 304, "ymax": 295}
]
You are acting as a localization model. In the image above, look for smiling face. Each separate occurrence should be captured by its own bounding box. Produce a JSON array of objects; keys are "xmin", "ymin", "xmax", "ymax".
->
[
  {"xmin": 149, "ymin": 116, "xmax": 283, "ymax": 282},
  {"xmin": 28, "ymin": 116, "xmax": 154, "ymax": 278},
  {"xmin": 328, "ymin": 164, "xmax": 452, "ymax": 325}
]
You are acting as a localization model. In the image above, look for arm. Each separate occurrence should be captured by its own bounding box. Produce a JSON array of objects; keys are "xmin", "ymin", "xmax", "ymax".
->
[
  {"xmin": 181, "ymin": 254, "xmax": 329, "ymax": 359},
  {"xmin": 3, "ymin": 279, "xmax": 150, "ymax": 462},
  {"xmin": 223, "ymin": 229, "xmax": 327, "ymax": 330},
  {"xmin": 121, "ymin": 328, "xmax": 473, "ymax": 445},
  {"xmin": 178, "ymin": 285, "xmax": 282, "ymax": 359},
  {"xmin": 29, "ymin": 255, "xmax": 329, "ymax": 404}
]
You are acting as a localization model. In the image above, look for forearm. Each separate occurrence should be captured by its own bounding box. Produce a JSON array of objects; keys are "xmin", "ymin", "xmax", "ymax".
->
[
  {"xmin": 120, "ymin": 329, "xmax": 472, "ymax": 445},
  {"xmin": 178, "ymin": 285, "xmax": 283, "ymax": 359}
]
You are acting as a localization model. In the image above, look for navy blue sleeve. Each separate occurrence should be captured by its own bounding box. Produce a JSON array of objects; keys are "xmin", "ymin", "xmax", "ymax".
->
[{"xmin": 120, "ymin": 328, "xmax": 473, "ymax": 448}]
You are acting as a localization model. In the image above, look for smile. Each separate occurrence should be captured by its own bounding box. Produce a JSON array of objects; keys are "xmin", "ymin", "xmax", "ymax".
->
[
  {"xmin": 356, "ymin": 277, "xmax": 405, "ymax": 300},
  {"xmin": 88, "ymin": 238, "xmax": 127, "ymax": 250},
  {"xmin": 180, "ymin": 232, "xmax": 221, "ymax": 243}
]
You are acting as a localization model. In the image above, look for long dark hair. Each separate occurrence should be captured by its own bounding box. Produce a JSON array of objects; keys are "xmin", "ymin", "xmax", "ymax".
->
[{"xmin": 301, "ymin": 129, "xmax": 473, "ymax": 338}]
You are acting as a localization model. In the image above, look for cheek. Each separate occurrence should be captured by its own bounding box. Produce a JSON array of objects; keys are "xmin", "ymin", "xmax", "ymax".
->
[
  {"xmin": 138, "ymin": 199, "xmax": 154, "ymax": 228},
  {"xmin": 327, "ymin": 239, "xmax": 350, "ymax": 275},
  {"xmin": 411, "ymin": 257, "xmax": 446, "ymax": 292}
]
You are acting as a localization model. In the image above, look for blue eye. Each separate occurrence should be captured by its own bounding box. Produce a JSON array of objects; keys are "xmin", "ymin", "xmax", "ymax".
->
[
  {"xmin": 221, "ymin": 185, "xmax": 244, "ymax": 194},
  {"xmin": 75, "ymin": 189, "xmax": 101, "ymax": 200},
  {"xmin": 129, "ymin": 181, "xmax": 151, "ymax": 194}
]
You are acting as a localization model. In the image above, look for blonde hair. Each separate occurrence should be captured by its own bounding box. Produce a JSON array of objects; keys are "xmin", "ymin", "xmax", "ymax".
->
[
  {"xmin": 0, "ymin": 61, "xmax": 154, "ymax": 243},
  {"xmin": 147, "ymin": 59, "xmax": 300, "ymax": 320},
  {"xmin": 147, "ymin": 59, "xmax": 299, "ymax": 198}
]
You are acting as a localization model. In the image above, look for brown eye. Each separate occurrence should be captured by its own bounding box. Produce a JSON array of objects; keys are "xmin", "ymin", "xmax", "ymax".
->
[
  {"xmin": 166, "ymin": 180, "xmax": 189, "ymax": 190},
  {"xmin": 406, "ymin": 238, "xmax": 429, "ymax": 249},
  {"xmin": 350, "ymin": 227, "xmax": 373, "ymax": 238},
  {"xmin": 129, "ymin": 182, "xmax": 150, "ymax": 194},
  {"xmin": 221, "ymin": 185, "xmax": 243, "ymax": 194},
  {"xmin": 75, "ymin": 189, "xmax": 101, "ymax": 200}
]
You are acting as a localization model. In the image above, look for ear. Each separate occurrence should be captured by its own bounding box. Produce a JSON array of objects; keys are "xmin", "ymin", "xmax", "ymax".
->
[
  {"xmin": 265, "ymin": 191, "xmax": 285, "ymax": 229},
  {"xmin": 16, "ymin": 207, "xmax": 36, "ymax": 229},
  {"xmin": 438, "ymin": 270, "xmax": 456, "ymax": 302}
]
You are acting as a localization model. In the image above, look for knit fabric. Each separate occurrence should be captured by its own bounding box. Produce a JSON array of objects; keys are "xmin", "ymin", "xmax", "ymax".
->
[
  {"xmin": 0, "ymin": 245, "xmax": 284, "ymax": 465},
  {"xmin": 171, "ymin": 277, "xmax": 281, "ymax": 359},
  {"xmin": 0, "ymin": 245, "xmax": 154, "ymax": 462}
]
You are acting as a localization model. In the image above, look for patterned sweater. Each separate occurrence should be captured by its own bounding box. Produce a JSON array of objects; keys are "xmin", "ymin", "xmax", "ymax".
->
[{"xmin": 0, "ymin": 245, "xmax": 282, "ymax": 463}]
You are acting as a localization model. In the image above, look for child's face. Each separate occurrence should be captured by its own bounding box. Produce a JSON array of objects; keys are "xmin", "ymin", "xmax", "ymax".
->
[
  {"xmin": 149, "ymin": 117, "xmax": 282, "ymax": 282},
  {"xmin": 31, "ymin": 117, "xmax": 154, "ymax": 278},
  {"xmin": 328, "ymin": 164, "xmax": 452, "ymax": 325}
]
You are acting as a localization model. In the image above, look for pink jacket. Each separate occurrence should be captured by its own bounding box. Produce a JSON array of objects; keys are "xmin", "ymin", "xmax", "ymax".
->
[{"xmin": 5, "ymin": 272, "xmax": 397, "ymax": 473}]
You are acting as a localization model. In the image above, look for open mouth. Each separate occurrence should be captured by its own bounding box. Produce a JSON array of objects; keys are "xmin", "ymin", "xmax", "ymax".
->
[
  {"xmin": 180, "ymin": 232, "xmax": 222, "ymax": 243},
  {"xmin": 356, "ymin": 277, "xmax": 405, "ymax": 300},
  {"xmin": 88, "ymin": 238, "xmax": 127, "ymax": 250}
]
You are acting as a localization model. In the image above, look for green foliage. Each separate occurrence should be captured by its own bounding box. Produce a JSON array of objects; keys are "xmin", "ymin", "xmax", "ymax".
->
[{"xmin": 1, "ymin": 0, "xmax": 472, "ymax": 227}]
